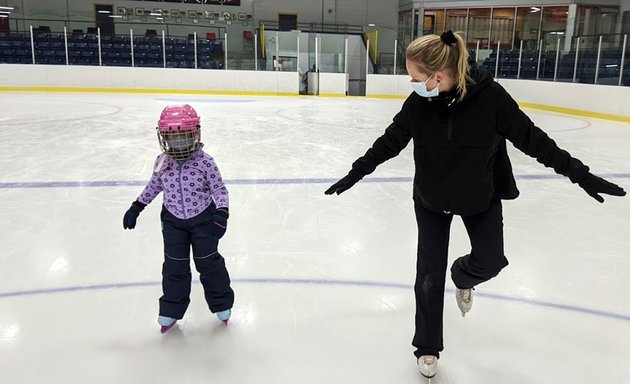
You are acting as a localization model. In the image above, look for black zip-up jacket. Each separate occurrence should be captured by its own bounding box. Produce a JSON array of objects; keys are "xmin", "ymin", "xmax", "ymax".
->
[{"xmin": 351, "ymin": 64, "xmax": 589, "ymax": 216}]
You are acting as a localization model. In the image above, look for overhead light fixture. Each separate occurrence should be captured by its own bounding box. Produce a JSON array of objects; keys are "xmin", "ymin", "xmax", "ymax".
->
[
  {"xmin": 0, "ymin": 6, "xmax": 14, "ymax": 10},
  {"xmin": 108, "ymin": 15, "xmax": 122, "ymax": 18},
  {"xmin": 530, "ymin": 7, "xmax": 541, "ymax": 13},
  {"xmin": 98, "ymin": 10, "xmax": 110, "ymax": 14},
  {"xmin": 368, "ymin": 23, "xmax": 375, "ymax": 27},
  {"xmin": 0, "ymin": 14, "xmax": 8, "ymax": 18}
]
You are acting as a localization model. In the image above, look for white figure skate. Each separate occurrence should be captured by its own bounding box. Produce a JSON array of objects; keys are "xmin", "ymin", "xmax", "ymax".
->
[
  {"xmin": 418, "ymin": 355, "xmax": 438, "ymax": 378},
  {"xmin": 456, "ymin": 287, "xmax": 474, "ymax": 317}
]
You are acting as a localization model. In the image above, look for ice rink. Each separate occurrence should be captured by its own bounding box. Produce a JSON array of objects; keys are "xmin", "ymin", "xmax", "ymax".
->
[{"xmin": 0, "ymin": 92, "xmax": 629, "ymax": 384}]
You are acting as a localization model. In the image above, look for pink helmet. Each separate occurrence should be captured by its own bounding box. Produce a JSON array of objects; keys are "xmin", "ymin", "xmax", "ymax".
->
[{"xmin": 156, "ymin": 104, "xmax": 201, "ymax": 161}]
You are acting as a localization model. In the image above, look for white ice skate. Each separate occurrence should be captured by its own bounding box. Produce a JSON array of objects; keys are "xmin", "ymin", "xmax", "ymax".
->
[
  {"xmin": 216, "ymin": 309, "xmax": 231, "ymax": 325},
  {"xmin": 158, "ymin": 315, "xmax": 177, "ymax": 334},
  {"xmin": 455, "ymin": 287, "xmax": 474, "ymax": 317},
  {"xmin": 418, "ymin": 355, "xmax": 438, "ymax": 378}
]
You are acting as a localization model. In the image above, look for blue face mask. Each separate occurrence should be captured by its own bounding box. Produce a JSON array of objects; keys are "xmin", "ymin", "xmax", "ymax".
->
[{"xmin": 410, "ymin": 73, "xmax": 439, "ymax": 98}]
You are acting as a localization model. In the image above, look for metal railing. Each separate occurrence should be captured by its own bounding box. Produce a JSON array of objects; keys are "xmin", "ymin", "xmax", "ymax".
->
[
  {"xmin": 0, "ymin": 28, "xmax": 226, "ymax": 69},
  {"xmin": 473, "ymin": 34, "xmax": 629, "ymax": 86},
  {"xmin": 1, "ymin": 20, "xmax": 628, "ymax": 87},
  {"xmin": 259, "ymin": 20, "xmax": 363, "ymax": 34}
]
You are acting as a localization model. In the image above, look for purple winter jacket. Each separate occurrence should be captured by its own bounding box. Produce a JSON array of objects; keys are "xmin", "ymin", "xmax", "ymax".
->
[{"xmin": 137, "ymin": 144, "xmax": 229, "ymax": 219}]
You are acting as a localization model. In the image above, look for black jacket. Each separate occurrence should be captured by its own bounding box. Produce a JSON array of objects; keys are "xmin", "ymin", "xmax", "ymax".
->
[{"xmin": 352, "ymin": 64, "xmax": 589, "ymax": 216}]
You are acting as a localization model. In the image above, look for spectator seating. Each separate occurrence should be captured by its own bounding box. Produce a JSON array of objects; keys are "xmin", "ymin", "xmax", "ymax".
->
[
  {"xmin": 0, "ymin": 31, "xmax": 224, "ymax": 69},
  {"xmin": 481, "ymin": 48, "xmax": 629, "ymax": 85}
]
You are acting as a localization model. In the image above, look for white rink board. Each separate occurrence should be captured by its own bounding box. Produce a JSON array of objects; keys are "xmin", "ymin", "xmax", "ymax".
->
[
  {"xmin": 319, "ymin": 73, "xmax": 348, "ymax": 96},
  {"xmin": 0, "ymin": 64, "xmax": 300, "ymax": 94},
  {"xmin": 366, "ymin": 73, "xmax": 630, "ymax": 119}
]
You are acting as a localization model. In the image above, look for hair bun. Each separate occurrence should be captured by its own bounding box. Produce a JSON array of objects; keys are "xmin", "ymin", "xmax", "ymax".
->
[{"xmin": 440, "ymin": 30, "xmax": 457, "ymax": 45}]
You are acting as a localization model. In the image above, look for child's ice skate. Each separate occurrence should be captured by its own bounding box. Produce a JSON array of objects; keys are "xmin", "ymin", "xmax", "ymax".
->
[
  {"xmin": 158, "ymin": 315, "xmax": 177, "ymax": 334},
  {"xmin": 455, "ymin": 287, "xmax": 474, "ymax": 317},
  {"xmin": 418, "ymin": 355, "xmax": 437, "ymax": 378},
  {"xmin": 216, "ymin": 309, "xmax": 231, "ymax": 325}
]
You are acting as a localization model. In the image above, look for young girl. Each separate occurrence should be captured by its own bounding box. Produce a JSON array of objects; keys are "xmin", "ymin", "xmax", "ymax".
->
[
  {"xmin": 325, "ymin": 31, "xmax": 625, "ymax": 378},
  {"xmin": 123, "ymin": 104, "xmax": 234, "ymax": 334}
]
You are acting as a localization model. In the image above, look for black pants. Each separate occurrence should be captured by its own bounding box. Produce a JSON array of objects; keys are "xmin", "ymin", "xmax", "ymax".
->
[
  {"xmin": 159, "ymin": 205, "xmax": 235, "ymax": 319},
  {"xmin": 412, "ymin": 199, "xmax": 509, "ymax": 359}
]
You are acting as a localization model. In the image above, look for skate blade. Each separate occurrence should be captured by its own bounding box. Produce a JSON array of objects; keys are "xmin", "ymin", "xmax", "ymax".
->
[{"xmin": 160, "ymin": 320, "xmax": 177, "ymax": 334}]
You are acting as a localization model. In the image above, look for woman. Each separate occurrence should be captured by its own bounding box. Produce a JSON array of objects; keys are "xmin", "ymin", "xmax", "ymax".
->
[{"xmin": 325, "ymin": 31, "xmax": 625, "ymax": 378}]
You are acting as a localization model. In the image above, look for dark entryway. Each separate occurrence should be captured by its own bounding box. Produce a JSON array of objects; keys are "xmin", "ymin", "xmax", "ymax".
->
[
  {"xmin": 0, "ymin": 17, "xmax": 9, "ymax": 33},
  {"xmin": 278, "ymin": 14, "xmax": 297, "ymax": 31},
  {"xmin": 95, "ymin": 4, "xmax": 115, "ymax": 35}
]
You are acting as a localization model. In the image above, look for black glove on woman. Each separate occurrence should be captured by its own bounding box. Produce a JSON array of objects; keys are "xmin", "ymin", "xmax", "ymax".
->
[
  {"xmin": 123, "ymin": 201, "xmax": 146, "ymax": 229},
  {"xmin": 324, "ymin": 170, "xmax": 364, "ymax": 195},
  {"xmin": 578, "ymin": 173, "xmax": 626, "ymax": 203}
]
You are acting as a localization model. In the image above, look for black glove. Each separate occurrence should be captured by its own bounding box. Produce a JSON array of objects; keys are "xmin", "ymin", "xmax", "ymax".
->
[
  {"xmin": 210, "ymin": 208, "xmax": 229, "ymax": 239},
  {"xmin": 123, "ymin": 201, "xmax": 146, "ymax": 229},
  {"xmin": 578, "ymin": 173, "xmax": 626, "ymax": 203},
  {"xmin": 324, "ymin": 170, "xmax": 363, "ymax": 195}
]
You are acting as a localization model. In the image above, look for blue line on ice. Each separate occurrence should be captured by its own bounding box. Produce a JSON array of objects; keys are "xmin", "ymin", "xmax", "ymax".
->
[
  {"xmin": 1, "ymin": 277, "xmax": 628, "ymax": 322},
  {"xmin": 1, "ymin": 174, "xmax": 629, "ymax": 189}
]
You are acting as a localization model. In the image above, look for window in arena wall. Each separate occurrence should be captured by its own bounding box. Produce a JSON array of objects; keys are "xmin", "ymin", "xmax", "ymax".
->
[
  {"xmin": 515, "ymin": 6, "xmax": 543, "ymax": 51},
  {"xmin": 468, "ymin": 8, "xmax": 492, "ymax": 49},
  {"xmin": 445, "ymin": 8, "xmax": 468, "ymax": 38},
  {"xmin": 541, "ymin": 6, "xmax": 569, "ymax": 51},
  {"xmin": 490, "ymin": 8, "xmax": 516, "ymax": 50},
  {"xmin": 423, "ymin": 9, "xmax": 445, "ymax": 36}
]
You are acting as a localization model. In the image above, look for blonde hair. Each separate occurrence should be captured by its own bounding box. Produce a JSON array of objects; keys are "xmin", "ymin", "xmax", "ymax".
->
[{"xmin": 406, "ymin": 31, "xmax": 469, "ymax": 102}]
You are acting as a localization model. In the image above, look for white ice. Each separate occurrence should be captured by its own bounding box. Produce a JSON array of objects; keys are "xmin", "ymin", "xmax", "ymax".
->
[{"xmin": 0, "ymin": 92, "xmax": 629, "ymax": 384}]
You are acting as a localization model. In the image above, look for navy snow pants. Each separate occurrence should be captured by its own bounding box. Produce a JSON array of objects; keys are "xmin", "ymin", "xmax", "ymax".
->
[{"xmin": 159, "ymin": 204, "xmax": 234, "ymax": 320}]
